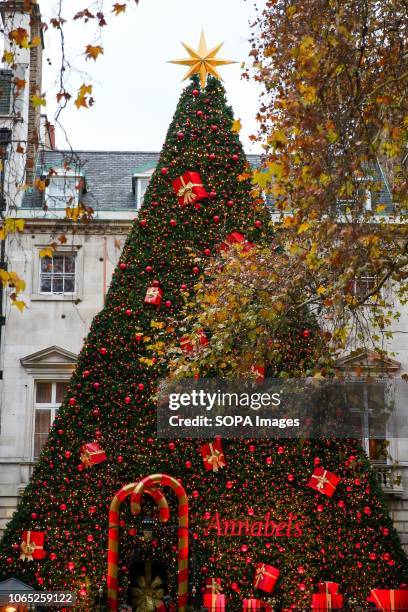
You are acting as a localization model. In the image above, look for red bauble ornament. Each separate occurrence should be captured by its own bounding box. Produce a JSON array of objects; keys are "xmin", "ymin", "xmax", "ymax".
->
[
  {"xmin": 49, "ymin": 553, "xmax": 57, "ymax": 561},
  {"xmin": 135, "ymin": 333, "xmax": 143, "ymax": 342},
  {"xmin": 302, "ymin": 329, "xmax": 310, "ymax": 338},
  {"xmin": 213, "ymin": 215, "xmax": 220, "ymax": 223},
  {"xmin": 124, "ymin": 396, "xmax": 131, "ymax": 404},
  {"xmin": 68, "ymin": 398, "xmax": 76, "ymax": 405},
  {"xmin": 209, "ymin": 190, "xmax": 217, "ymax": 199},
  {"xmin": 57, "ymin": 429, "xmax": 64, "ymax": 435},
  {"xmin": 67, "ymin": 561, "xmax": 75, "ymax": 570},
  {"xmin": 226, "ymin": 481, "xmax": 233, "ymax": 489},
  {"xmin": 138, "ymin": 383, "xmax": 145, "ymax": 391},
  {"xmin": 177, "ymin": 132, "xmax": 184, "ymax": 140},
  {"xmin": 119, "ymin": 262, "xmax": 126, "ymax": 270},
  {"xmin": 31, "ymin": 512, "xmax": 38, "ymax": 519},
  {"xmin": 125, "ymin": 309, "xmax": 132, "ymax": 316},
  {"xmin": 83, "ymin": 370, "xmax": 90, "ymax": 377},
  {"xmin": 170, "ymin": 219, "xmax": 177, "ymax": 226},
  {"xmin": 226, "ymin": 199, "xmax": 234, "ymax": 207},
  {"xmin": 203, "ymin": 248, "xmax": 211, "ymax": 256},
  {"xmin": 185, "ymin": 461, "xmax": 192, "ymax": 469},
  {"xmin": 165, "ymin": 300, "xmax": 172, "ymax": 308},
  {"xmin": 192, "ymin": 266, "xmax": 199, "ymax": 274},
  {"xmin": 254, "ymin": 220, "xmax": 262, "ymax": 228},
  {"xmin": 145, "ymin": 265, "xmax": 153, "ymax": 273},
  {"xmin": 139, "ymin": 219, "xmax": 147, "ymax": 227},
  {"xmin": 208, "ymin": 153, "xmax": 216, "ymax": 160},
  {"xmin": 192, "ymin": 89, "xmax": 199, "ymax": 97},
  {"xmin": 168, "ymin": 442, "xmax": 175, "ymax": 450},
  {"xmin": 161, "ymin": 167, "xmax": 168, "ymax": 175},
  {"xmin": 196, "ymin": 110, "xmax": 204, "ymax": 117},
  {"xmin": 317, "ymin": 504, "xmax": 324, "ymax": 512},
  {"xmin": 232, "ymin": 154, "xmax": 239, "ymax": 162},
  {"xmin": 60, "ymin": 504, "xmax": 67, "ymax": 511},
  {"xmin": 181, "ymin": 283, "xmax": 187, "ymax": 290},
  {"xmin": 287, "ymin": 474, "xmax": 294, "ymax": 482},
  {"xmin": 277, "ymin": 446, "xmax": 285, "ymax": 454},
  {"xmin": 266, "ymin": 456, "xmax": 272, "ymax": 465},
  {"xmin": 64, "ymin": 451, "xmax": 71, "ymax": 459},
  {"xmin": 117, "ymin": 456, "xmax": 124, "ymax": 463}
]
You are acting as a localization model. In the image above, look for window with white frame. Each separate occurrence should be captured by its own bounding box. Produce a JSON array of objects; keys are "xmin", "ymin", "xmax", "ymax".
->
[
  {"xmin": 33, "ymin": 381, "xmax": 68, "ymax": 459},
  {"xmin": 133, "ymin": 170, "xmax": 154, "ymax": 209},
  {"xmin": 45, "ymin": 174, "xmax": 82, "ymax": 209},
  {"xmin": 346, "ymin": 381, "xmax": 389, "ymax": 462},
  {"xmin": 39, "ymin": 253, "xmax": 76, "ymax": 295}
]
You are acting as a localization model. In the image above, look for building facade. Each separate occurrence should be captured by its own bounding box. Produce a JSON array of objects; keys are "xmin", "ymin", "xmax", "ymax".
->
[{"xmin": 0, "ymin": 1, "xmax": 407, "ymax": 551}]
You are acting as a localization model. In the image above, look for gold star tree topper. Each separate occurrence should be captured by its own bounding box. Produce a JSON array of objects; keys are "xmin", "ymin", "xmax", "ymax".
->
[{"xmin": 169, "ymin": 31, "xmax": 236, "ymax": 89}]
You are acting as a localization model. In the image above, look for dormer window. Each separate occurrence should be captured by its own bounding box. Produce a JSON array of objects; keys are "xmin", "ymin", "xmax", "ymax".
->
[
  {"xmin": 45, "ymin": 171, "xmax": 85, "ymax": 209},
  {"xmin": 132, "ymin": 166, "xmax": 155, "ymax": 209}
]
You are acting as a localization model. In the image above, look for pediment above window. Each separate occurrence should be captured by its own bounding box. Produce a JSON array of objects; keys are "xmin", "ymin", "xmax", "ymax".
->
[
  {"xmin": 20, "ymin": 346, "xmax": 78, "ymax": 375},
  {"xmin": 336, "ymin": 349, "xmax": 400, "ymax": 374}
]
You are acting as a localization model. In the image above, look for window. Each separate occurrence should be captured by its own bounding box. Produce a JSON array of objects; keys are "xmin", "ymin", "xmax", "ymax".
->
[
  {"xmin": 134, "ymin": 176, "xmax": 151, "ymax": 209},
  {"xmin": 45, "ymin": 175, "xmax": 81, "ymax": 209},
  {"xmin": 346, "ymin": 381, "xmax": 389, "ymax": 463},
  {"xmin": 33, "ymin": 381, "xmax": 68, "ymax": 459},
  {"xmin": 349, "ymin": 275, "xmax": 378, "ymax": 301},
  {"xmin": 39, "ymin": 253, "xmax": 76, "ymax": 295}
]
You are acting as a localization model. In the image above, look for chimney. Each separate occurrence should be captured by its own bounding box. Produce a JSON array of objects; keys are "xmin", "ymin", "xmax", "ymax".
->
[
  {"xmin": 0, "ymin": 1, "xmax": 44, "ymax": 186},
  {"xmin": 26, "ymin": 2, "xmax": 44, "ymax": 184}
]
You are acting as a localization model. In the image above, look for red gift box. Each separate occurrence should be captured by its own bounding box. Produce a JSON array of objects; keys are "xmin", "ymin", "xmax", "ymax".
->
[
  {"xmin": 180, "ymin": 335, "xmax": 194, "ymax": 353},
  {"xmin": 312, "ymin": 594, "xmax": 343, "ymax": 610},
  {"xmin": 220, "ymin": 231, "xmax": 254, "ymax": 253},
  {"xmin": 201, "ymin": 439, "xmax": 227, "ymax": 472},
  {"xmin": 251, "ymin": 364, "xmax": 265, "ymax": 383},
  {"xmin": 144, "ymin": 286, "xmax": 163, "ymax": 306},
  {"xmin": 253, "ymin": 563, "xmax": 279, "ymax": 593},
  {"xmin": 308, "ymin": 467, "xmax": 340, "ymax": 497},
  {"xmin": 368, "ymin": 589, "xmax": 408, "ymax": 610},
  {"xmin": 203, "ymin": 593, "xmax": 225, "ymax": 610},
  {"xmin": 318, "ymin": 582, "xmax": 339, "ymax": 595},
  {"xmin": 80, "ymin": 442, "xmax": 107, "ymax": 468},
  {"xmin": 243, "ymin": 599, "xmax": 263, "ymax": 610},
  {"xmin": 172, "ymin": 171, "xmax": 208, "ymax": 205},
  {"xmin": 205, "ymin": 578, "xmax": 222, "ymax": 594},
  {"xmin": 19, "ymin": 530, "xmax": 45, "ymax": 561}
]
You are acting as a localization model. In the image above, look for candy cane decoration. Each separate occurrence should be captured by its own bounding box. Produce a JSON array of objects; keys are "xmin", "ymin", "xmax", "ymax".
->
[
  {"xmin": 130, "ymin": 474, "xmax": 189, "ymax": 612},
  {"xmin": 107, "ymin": 482, "xmax": 169, "ymax": 611}
]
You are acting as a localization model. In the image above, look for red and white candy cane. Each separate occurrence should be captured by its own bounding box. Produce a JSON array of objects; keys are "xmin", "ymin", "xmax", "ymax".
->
[
  {"xmin": 130, "ymin": 474, "xmax": 189, "ymax": 611},
  {"xmin": 107, "ymin": 482, "xmax": 169, "ymax": 611}
]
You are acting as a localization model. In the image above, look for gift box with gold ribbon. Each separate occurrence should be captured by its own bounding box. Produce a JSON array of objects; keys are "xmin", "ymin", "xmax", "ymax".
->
[
  {"xmin": 19, "ymin": 530, "xmax": 45, "ymax": 561},
  {"xmin": 203, "ymin": 593, "xmax": 225, "ymax": 610},
  {"xmin": 144, "ymin": 286, "xmax": 163, "ymax": 306},
  {"xmin": 311, "ymin": 593, "xmax": 343, "ymax": 610},
  {"xmin": 243, "ymin": 598, "xmax": 263, "ymax": 610},
  {"xmin": 200, "ymin": 439, "xmax": 227, "ymax": 472},
  {"xmin": 80, "ymin": 442, "xmax": 107, "ymax": 468},
  {"xmin": 368, "ymin": 589, "xmax": 408, "ymax": 610},
  {"xmin": 172, "ymin": 171, "xmax": 208, "ymax": 205},
  {"xmin": 307, "ymin": 467, "xmax": 340, "ymax": 498},
  {"xmin": 253, "ymin": 563, "xmax": 279, "ymax": 593},
  {"xmin": 220, "ymin": 231, "xmax": 255, "ymax": 254}
]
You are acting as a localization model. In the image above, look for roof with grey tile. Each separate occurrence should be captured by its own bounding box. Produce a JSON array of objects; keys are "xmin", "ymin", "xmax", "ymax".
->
[{"xmin": 21, "ymin": 149, "xmax": 262, "ymax": 211}]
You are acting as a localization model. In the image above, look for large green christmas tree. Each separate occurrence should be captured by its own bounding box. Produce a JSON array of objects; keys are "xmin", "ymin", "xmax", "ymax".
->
[{"xmin": 1, "ymin": 71, "xmax": 407, "ymax": 610}]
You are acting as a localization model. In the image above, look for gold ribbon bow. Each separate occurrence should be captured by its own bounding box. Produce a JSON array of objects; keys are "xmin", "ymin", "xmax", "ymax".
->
[
  {"xmin": 254, "ymin": 564, "xmax": 275, "ymax": 588},
  {"xmin": 131, "ymin": 561, "xmax": 165, "ymax": 612},
  {"xmin": 312, "ymin": 470, "xmax": 331, "ymax": 490},
  {"xmin": 205, "ymin": 444, "xmax": 226, "ymax": 472},
  {"xmin": 80, "ymin": 449, "xmax": 92, "ymax": 468},
  {"xmin": 20, "ymin": 531, "xmax": 40, "ymax": 561},
  {"xmin": 177, "ymin": 176, "xmax": 202, "ymax": 204},
  {"xmin": 207, "ymin": 579, "xmax": 222, "ymax": 594}
]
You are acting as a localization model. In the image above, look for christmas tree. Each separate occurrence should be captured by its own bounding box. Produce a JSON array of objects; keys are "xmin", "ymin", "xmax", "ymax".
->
[{"xmin": 1, "ymin": 37, "xmax": 408, "ymax": 611}]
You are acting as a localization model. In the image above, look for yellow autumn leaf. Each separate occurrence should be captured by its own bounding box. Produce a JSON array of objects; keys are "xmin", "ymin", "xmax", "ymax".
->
[
  {"xmin": 317, "ymin": 286, "xmax": 326, "ymax": 295},
  {"xmin": 2, "ymin": 51, "xmax": 14, "ymax": 64},
  {"xmin": 29, "ymin": 36, "xmax": 41, "ymax": 47},
  {"xmin": 5, "ymin": 218, "xmax": 24, "ymax": 233},
  {"xmin": 376, "ymin": 204, "xmax": 386, "ymax": 213},
  {"xmin": 231, "ymin": 118, "xmax": 242, "ymax": 133},
  {"xmin": 11, "ymin": 299, "xmax": 26, "ymax": 312},
  {"xmin": 30, "ymin": 95, "xmax": 46, "ymax": 107},
  {"xmin": 297, "ymin": 221, "xmax": 310, "ymax": 234},
  {"xmin": 0, "ymin": 269, "xmax": 9, "ymax": 285},
  {"xmin": 85, "ymin": 45, "xmax": 104, "ymax": 61},
  {"xmin": 0, "ymin": 228, "xmax": 6, "ymax": 241},
  {"xmin": 39, "ymin": 247, "xmax": 54, "ymax": 258},
  {"xmin": 283, "ymin": 215, "xmax": 296, "ymax": 228},
  {"xmin": 252, "ymin": 168, "xmax": 272, "ymax": 190},
  {"xmin": 112, "ymin": 3, "xmax": 127, "ymax": 15}
]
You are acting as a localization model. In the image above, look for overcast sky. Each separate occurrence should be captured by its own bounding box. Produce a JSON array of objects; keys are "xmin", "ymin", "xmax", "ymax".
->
[{"xmin": 39, "ymin": 0, "xmax": 265, "ymax": 153}]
